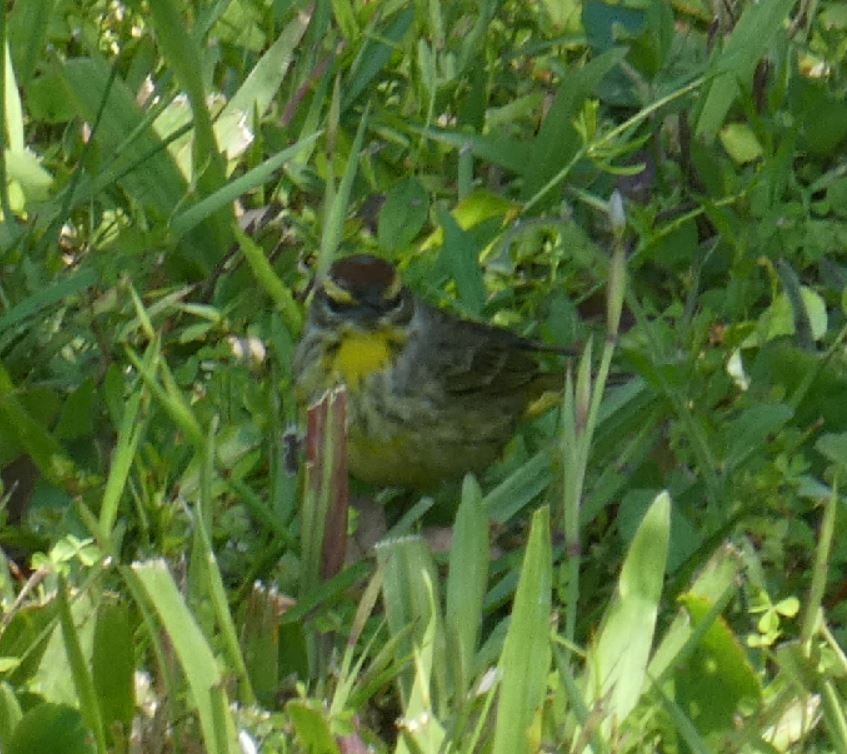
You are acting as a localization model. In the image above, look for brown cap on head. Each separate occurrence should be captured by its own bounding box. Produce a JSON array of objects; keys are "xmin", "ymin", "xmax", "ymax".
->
[{"xmin": 326, "ymin": 255, "xmax": 402, "ymax": 304}]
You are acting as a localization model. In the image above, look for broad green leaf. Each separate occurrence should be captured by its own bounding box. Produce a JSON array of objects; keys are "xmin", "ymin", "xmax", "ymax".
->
[
  {"xmin": 8, "ymin": 0, "xmax": 54, "ymax": 87},
  {"xmin": 418, "ymin": 128, "xmax": 532, "ymax": 174},
  {"xmin": 722, "ymin": 403, "xmax": 794, "ymax": 474},
  {"xmin": 492, "ymin": 506, "xmax": 551, "ymax": 754},
  {"xmin": 586, "ymin": 491, "xmax": 670, "ymax": 729},
  {"xmin": 54, "ymin": 378, "xmax": 96, "ymax": 441},
  {"xmin": 0, "ymin": 364, "xmax": 78, "ymax": 488},
  {"xmin": 286, "ymin": 700, "xmax": 339, "ymax": 754},
  {"xmin": 5, "ymin": 148, "xmax": 53, "ymax": 202},
  {"xmin": 92, "ymin": 602, "xmax": 135, "ymax": 732},
  {"xmin": 745, "ymin": 288, "xmax": 828, "ymax": 346},
  {"xmin": 420, "ymin": 190, "xmax": 516, "ymax": 252},
  {"xmin": 816, "ymin": 432, "xmax": 847, "ymax": 470},
  {"xmin": 0, "ymin": 682, "xmax": 22, "ymax": 749},
  {"xmin": 6, "ymin": 703, "xmax": 93, "ymax": 754},
  {"xmin": 436, "ymin": 206, "xmax": 486, "ymax": 316},
  {"xmin": 676, "ymin": 594, "xmax": 762, "ymax": 735},
  {"xmin": 378, "ymin": 177, "xmax": 429, "ymax": 253}
]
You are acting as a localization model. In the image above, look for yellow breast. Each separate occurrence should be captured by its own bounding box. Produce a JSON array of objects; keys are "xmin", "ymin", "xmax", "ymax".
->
[{"xmin": 330, "ymin": 330, "xmax": 398, "ymax": 389}]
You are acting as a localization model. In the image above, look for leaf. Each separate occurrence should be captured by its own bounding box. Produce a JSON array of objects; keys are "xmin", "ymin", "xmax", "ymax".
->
[
  {"xmin": 522, "ymin": 48, "xmax": 626, "ymax": 201},
  {"xmin": 445, "ymin": 475, "xmax": 490, "ymax": 700},
  {"xmin": 60, "ymin": 58, "xmax": 187, "ymax": 218},
  {"xmin": 286, "ymin": 700, "xmax": 339, "ymax": 754},
  {"xmin": 744, "ymin": 287, "xmax": 828, "ymax": 346},
  {"xmin": 376, "ymin": 536, "xmax": 446, "ymax": 710},
  {"xmin": 419, "ymin": 190, "xmax": 516, "ymax": 252},
  {"xmin": 6, "ymin": 703, "xmax": 93, "ymax": 754},
  {"xmin": 128, "ymin": 560, "xmax": 239, "ymax": 754},
  {"xmin": 54, "ymin": 378, "xmax": 96, "ymax": 441},
  {"xmin": 492, "ymin": 506, "xmax": 551, "ymax": 754},
  {"xmin": 695, "ymin": 0, "xmax": 794, "ymax": 141},
  {"xmin": 586, "ymin": 491, "xmax": 670, "ymax": 728},
  {"xmin": 8, "ymin": 0, "xmax": 55, "ymax": 87},
  {"xmin": 342, "ymin": 8, "xmax": 414, "ymax": 110},
  {"xmin": 816, "ymin": 432, "xmax": 847, "ymax": 471},
  {"xmin": 0, "ymin": 682, "xmax": 22, "ymax": 749},
  {"xmin": 92, "ymin": 602, "xmax": 136, "ymax": 732},
  {"xmin": 5, "ymin": 148, "xmax": 53, "ymax": 201},
  {"xmin": 417, "ymin": 128, "xmax": 532, "ymax": 174},
  {"xmin": 722, "ymin": 402, "xmax": 794, "ymax": 474},
  {"xmin": 223, "ymin": 11, "xmax": 310, "ymax": 122},
  {"xmin": 378, "ymin": 177, "xmax": 429, "ymax": 253},
  {"xmin": 676, "ymin": 594, "xmax": 762, "ymax": 735},
  {"xmin": 719, "ymin": 123, "xmax": 763, "ymax": 164},
  {"xmin": 436, "ymin": 206, "xmax": 486, "ymax": 315}
]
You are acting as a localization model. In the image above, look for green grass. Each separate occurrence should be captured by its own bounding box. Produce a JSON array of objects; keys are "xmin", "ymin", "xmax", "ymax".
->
[{"xmin": 2, "ymin": 0, "xmax": 847, "ymax": 751}]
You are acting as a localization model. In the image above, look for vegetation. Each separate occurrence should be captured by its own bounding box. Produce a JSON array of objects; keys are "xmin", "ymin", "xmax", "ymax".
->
[{"xmin": 1, "ymin": 0, "xmax": 847, "ymax": 751}]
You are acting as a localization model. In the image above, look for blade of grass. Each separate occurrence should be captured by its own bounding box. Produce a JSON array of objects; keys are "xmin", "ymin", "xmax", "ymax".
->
[
  {"xmin": 98, "ymin": 368, "xmax": 146, "ymax": 536},
  {"xmin": 223, "ymin": 11, "xmax": 311, "ymax": 122},
  {"xmin": 129, "ymin": 560, "xmax": 239, "ymax": 754},
  {"xmin": 341, "ymin": 8, "xmax": 414, "ymax": 111},
  {"xmin": 0, "ymin": 363, "xmax": 78, "ymax": 489},
  {"xmin": 377, "ymin": 535, "xmax": 446, "ymax": 711},
  {"xmin": 492, "ymin": 505, "xmax": 552, "ymax": 754},
  {"xmin": 585, "ymin": 491, "xmax": 670, "ymax": 730},
  {"xmin": 483, "ymin": 450, "xmax": 552, "ymax": 524},
  {"xmin": 7, "ymin": 0, "xmax": 53, "ymax": 87},
  {"xmin": 235, "ymin": 224, "xmax": 304, "ymax": 335},
  {"xmin": 445, "ymin": 475, "xmax": 490, "ymax": 703},
  {"xmin": 171, "ymin": 133, "xmax": 321, "ymax": 239},
  {"xmin": 800, "ymin": 480, "xmax": 838, "ymax": 645},
  {"xmin": 316, "ymin": 98, "xmax": 370, "ymax": 275},
  {"xmin": 57, "ymin": 578, "xmax": 107, "ymax": 754},
  {"xmin": 193, "ymin": 425, "xmax": 256, "ymax": 704}
]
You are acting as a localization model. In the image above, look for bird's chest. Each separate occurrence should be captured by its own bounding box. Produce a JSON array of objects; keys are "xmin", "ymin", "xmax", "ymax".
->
[{"xmin": 328, "ymin": 331, "xmax": 396, "ymax": 389}]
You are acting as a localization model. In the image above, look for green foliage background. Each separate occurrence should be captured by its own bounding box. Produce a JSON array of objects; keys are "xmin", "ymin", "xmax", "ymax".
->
[{"xmin": 1, "ymin": 0, "xmax": 847, "ymax": 751}]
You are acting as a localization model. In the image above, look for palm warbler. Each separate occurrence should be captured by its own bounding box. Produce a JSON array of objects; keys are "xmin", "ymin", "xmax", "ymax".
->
[{"xmin": 294, "ymin": 255, "xmax": 564, "ymax": 487}]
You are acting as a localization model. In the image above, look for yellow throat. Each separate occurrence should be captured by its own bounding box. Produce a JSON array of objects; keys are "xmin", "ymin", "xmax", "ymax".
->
[{"xmin": 330, "ymin": 329, "xmax": 401, "ymax": 389}]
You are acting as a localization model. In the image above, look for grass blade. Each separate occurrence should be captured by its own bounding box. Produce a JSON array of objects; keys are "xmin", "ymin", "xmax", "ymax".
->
[
  {"xmin": 586, "ymin": 491, "xmax": 670, "ymax": 730},
  {"xmin": 129, "ymin": 560, "xmax": 239, "ymax": 754},
  {"xmin": 445, "ymin": 475, "xmax": 489, "ymax": 702},
  {"xmin": 492, "ymin": 505, "xmax": 551, "ymax": 754}
]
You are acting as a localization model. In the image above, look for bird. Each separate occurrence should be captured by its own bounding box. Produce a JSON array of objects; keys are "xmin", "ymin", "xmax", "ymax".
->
[{"xmin": 293, "ymin": 254, "xmax": 565, "ymax": 488}]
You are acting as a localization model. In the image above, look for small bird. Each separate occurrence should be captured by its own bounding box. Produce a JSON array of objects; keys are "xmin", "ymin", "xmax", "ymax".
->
[{"xmin": 294, "ymin": 255, "xmax": 564, "ymax": 488}]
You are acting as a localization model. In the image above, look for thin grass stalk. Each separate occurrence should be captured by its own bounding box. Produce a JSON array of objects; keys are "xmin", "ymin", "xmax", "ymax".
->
[
  {"xmin": 57, "ymin": 577, "xmax": 108, "ymax": 754},
  {"xmin": 197, "ymin": 422, "xmax": 257, "ymax": 705},
  {"xmin": 562, "ymin": 192, "xmax": 627, "ymax": 644},
  {"xmin": 800, "ymin": 479, "xmax": 838, "ymax": 646}
]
